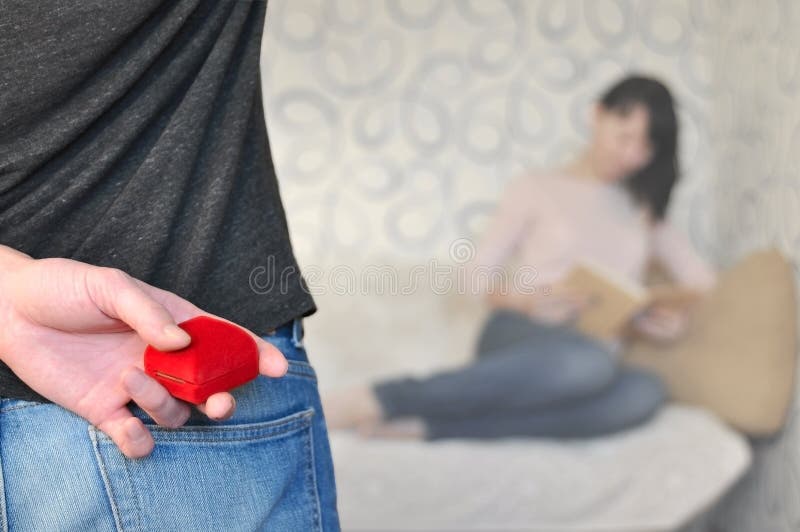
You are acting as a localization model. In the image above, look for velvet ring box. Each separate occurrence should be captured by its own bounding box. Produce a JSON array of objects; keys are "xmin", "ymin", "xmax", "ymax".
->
[{"xmin": 143, "ymin": 315, "xmax": 260, "ymax": 404}]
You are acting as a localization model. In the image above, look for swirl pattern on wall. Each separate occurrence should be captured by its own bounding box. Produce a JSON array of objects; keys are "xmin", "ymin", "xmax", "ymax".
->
[
  {"xmin": 262, "ymin": 0, "xmax": 723, "ymax": 266},
  {"xmin": 263, "ymin": 1, "xmax": 800, "ymax": 529}
]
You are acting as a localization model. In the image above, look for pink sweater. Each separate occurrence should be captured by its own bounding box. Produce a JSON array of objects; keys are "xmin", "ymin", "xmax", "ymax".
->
[{"xmin": 471, "ymin": 173, "xmax": 717, "ymax": 292}]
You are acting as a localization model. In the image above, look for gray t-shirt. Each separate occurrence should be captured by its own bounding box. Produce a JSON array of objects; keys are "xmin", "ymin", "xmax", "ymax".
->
[{"xmin": 0, "ymin": 0, "xmax": 317, "ymax": 402}]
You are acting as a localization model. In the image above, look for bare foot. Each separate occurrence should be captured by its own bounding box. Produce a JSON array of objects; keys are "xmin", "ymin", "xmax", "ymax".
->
[
  {"xmin": 321, "ymin": 384, "xmax": 384, "ymax": 430},
  {"xmin": 357, "ymin": 417, "xmax": 427, "ymax": 440}
]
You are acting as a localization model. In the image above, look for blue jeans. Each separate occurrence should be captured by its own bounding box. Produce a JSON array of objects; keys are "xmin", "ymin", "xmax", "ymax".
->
[
  {"xmin": 373, "ymin": 309, "xmax": 666, "ymax": 439},
  {"xmin": 0, "ymin": 317, "xmax": 340, "ymax": 531}
]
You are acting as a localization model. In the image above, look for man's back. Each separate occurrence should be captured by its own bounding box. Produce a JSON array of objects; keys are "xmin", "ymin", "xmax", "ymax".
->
[
  {"xmin": 0, "ymin": 2, "xmax": 339, "ymax": 529},
  {"xmin": 0, "ymin": 0, "xmax": 317, "ymax": 402}
]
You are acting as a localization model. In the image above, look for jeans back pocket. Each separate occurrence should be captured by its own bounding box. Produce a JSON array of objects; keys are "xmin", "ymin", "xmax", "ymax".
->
[{"xmin": 88, "ymin": 407, "xmax": 321, "ymax": 532}]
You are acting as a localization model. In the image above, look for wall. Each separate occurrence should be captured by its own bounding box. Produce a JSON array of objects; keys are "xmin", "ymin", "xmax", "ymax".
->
[
  {"xmin": 259, "ymin": 1, "xmax": 800, "ymax": 529},
  {"xmin": 703, "ymin": 2, "xmax": 800, "ymax": 530},
  {"xmin": 260, "ymin": 0, "xmax": 717, "ymax": 269}
]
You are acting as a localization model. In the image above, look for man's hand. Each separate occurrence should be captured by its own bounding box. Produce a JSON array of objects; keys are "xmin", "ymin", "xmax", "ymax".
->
[
  {"xmin": 629, "ymin": 304, "xmax": 689, "ymax": 343},
  {"xmin": 0, "ymin": 253, "xmax": 289, "ymax": 459}
]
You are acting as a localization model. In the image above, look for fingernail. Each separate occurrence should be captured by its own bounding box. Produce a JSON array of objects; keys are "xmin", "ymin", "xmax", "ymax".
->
[
  {"xmin": 163, "ymin": 324, "xmax": 191, "ymax": 342},
  {"xmin": 211, "ymin": 398, "xmax": 236, "ymax": 421}
]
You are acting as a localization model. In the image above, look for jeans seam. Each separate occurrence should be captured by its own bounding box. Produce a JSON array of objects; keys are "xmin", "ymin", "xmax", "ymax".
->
[
  {"xmin": 0, "ymin": 403, "xmax": 42, "ymax": 414},
  {"xmin": 287, "ymin": 358, "xmax": 317, "ymax": 382},
  {"xmin": 0, "ymin": 437, "xmax": 7, "ymax": 532},
  {"xmin": 89, "ymin": 428, "xmax": 127, "ymax": 532},
  {"xmin": 114, "ymin": 426, "xmax": 311, "ymax": 444},
  {"xmin": 120, "ymin": 449, "xmax": 145, "ymax": 532},
  {"xmin": 305, "ymin": 408, "xmax": 323, "ymax": 532},
  {"xmin": 90, "ymin": 409, "xmax": 314, "ymax": 444},
  {"xmin": 287, "ymin": 371, "xmax": 317, "ymax": 382},
  {"xmin": 122, "ymin": 457, "xmax": 144, "ymax": 530}
]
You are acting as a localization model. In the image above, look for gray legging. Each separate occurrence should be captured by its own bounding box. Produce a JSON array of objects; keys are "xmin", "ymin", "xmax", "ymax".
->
[{"xmin": 372, "ymin": 308, "xmax": 666, "ymax": 440}]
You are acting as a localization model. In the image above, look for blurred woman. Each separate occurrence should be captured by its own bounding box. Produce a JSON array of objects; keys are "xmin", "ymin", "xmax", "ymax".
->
[{"xmin": 323, "ymin": 74, "xmax": 716, "ymax": 440}]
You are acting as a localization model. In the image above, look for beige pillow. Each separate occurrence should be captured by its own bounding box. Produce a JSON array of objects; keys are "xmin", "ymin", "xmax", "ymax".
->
[{"xmin": 623, "ymin": 247, "xmax": 797, "ymax": 436}]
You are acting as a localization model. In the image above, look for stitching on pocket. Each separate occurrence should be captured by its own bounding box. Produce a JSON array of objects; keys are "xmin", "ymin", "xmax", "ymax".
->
[
  {"xmin": 287, "ymin": 360, "xmax": 317, "ymax": 381},
  {"xmin": 306, "ymin": 415, "xmax": 323, "ymax": 532},
  {"xmin": 89, "ymin": 407, "xmax": 314, "ymax": 443},
  {"xmin": 88, "ymin": 407, "xmax": 317, "ymax": 530},
  {"xmin": 0, "ymin": 400, "xmax": 45, "ymax": 414},
  {"xmin": 0, "ymin": 434, "xmax": 8, "ymax": 532}
]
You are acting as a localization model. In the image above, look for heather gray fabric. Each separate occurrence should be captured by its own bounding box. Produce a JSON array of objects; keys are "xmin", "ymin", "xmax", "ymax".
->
[{"xmin": 0, "ymin": 0, "xmax": 317, "ymax": 402}]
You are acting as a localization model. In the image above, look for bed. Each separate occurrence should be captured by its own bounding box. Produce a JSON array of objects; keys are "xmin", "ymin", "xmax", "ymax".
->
[{"xmin": 305, "ymin": 267, "xmax": 752, "ymax": 531}]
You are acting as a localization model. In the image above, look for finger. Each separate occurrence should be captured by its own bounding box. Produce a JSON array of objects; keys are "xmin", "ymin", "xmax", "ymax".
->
[
  {"xmin": 640, "ymin": 318, "xmax": 675, "ymax": 339},
  {"xmin": 649, "ymin": 312, "xmax": 682, "ymax": 332},
  {"xmin": 196, "ymin": 392, "xmax": 237, "ymax": 421},
  {"xmin": 162, "ymin": 311, "xmax": 289, "ymax": 378},
  {"xmin": 121, "ymin": 367, "xmax": 191, "ymax": 428},
  {"xmin": 662, "ymin": 315, "xmax": 684, "ymax": 336},
  {"xmin": 649, "ymin": 306, "xmax": 678, "ymax": 320},
  {"xmin": 97, "ymin": 408, "xmax": 155, "ymax": 459},
  {"xmin": 87, "ymin": 267, "xmax": 192, "ymax": 351},
  {"xmin": 257, "ymin": 338, "xmax": 289, "ymax": 377},
  {"xmin": 133, "ymin": 278, "xmax": 206, "ymax": 323},
  {"xmin": 637, "ymin": 321, "xmax": 664, "ymax": 339}
]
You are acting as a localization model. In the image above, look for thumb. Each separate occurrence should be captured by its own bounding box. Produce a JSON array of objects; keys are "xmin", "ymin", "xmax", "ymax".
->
[{"xmin": 86, "ymin": 267, "xmax": 192, "ymax": 351}]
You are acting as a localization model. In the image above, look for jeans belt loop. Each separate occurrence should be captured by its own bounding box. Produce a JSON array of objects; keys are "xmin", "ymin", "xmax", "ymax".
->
[
  {"xmin": 263, "ymin": 317, "xmax": 302, "ymax": 341},
  {"xmin": 292, "ymin": 317, "xmax": 305, "ymax": 347}
]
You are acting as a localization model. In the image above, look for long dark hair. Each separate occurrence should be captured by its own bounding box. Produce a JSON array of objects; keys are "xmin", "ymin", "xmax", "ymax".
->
[{"xmin": 598, "ymin": 75, "xmax": 679, "ymax": 221}]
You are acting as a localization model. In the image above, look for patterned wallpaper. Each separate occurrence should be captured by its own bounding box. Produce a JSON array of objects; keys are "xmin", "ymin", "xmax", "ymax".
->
[
  {"xmin": 701, "ymin": 3, "xmax": 800, "ymax": 531},
  {"xmin": 260, "ymin": 1, "xmax": 800, "ymax": 530},
  {"xmin": 260, "ymin": 0, "xmax": 721, "ymax": 268}
]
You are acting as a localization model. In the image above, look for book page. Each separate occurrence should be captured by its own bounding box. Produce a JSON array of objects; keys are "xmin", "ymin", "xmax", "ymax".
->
[{"xmin": 560, "ymin": 261, "xmax": 650, "ymax": 341}]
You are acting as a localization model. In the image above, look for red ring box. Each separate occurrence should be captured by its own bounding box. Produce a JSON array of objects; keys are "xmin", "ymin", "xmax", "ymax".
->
[{"xmin": 143, "ymin": 316, "xmax": 259, "ymax": 404}]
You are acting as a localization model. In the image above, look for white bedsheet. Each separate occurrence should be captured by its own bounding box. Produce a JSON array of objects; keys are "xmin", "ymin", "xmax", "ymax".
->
[{"xmin": 330, "ymin": 406, "xmax": 750, "ymax": 531}]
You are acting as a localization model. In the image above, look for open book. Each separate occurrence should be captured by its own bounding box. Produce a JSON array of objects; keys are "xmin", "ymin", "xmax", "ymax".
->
[{"xmin": 559, "ymin": 259, "xmax": 703, "ymax": 341}]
